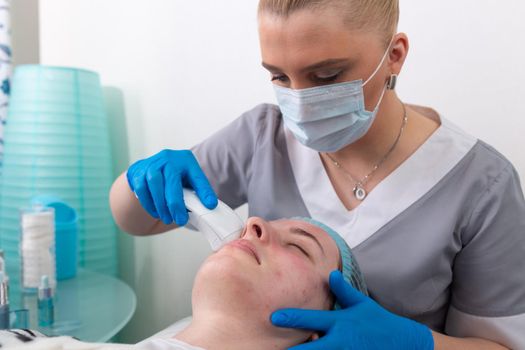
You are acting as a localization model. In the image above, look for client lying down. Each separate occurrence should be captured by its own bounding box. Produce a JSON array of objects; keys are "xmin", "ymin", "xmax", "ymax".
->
[
  {"xmin": 137, "ymin": 216, "xmax": 367, "ymax": 349},
  {"xmin": 2, "ymin": 216, "xmax": 367, "ymax": 350}
]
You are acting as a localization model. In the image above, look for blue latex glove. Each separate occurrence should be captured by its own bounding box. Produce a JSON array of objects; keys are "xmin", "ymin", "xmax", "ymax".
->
[
  {"xmin": 126, "ymin": 149, "xmax": 218, "ymax": 226},
  {"xmin": 271, "ymin": 270, "xmax": 434, "ymax": 350}
]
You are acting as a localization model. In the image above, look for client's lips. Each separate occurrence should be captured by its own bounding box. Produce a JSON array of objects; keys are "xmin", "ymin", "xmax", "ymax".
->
[{"xmin": 229, "ymin": 239, "xmax": 261, "ymax": 265}]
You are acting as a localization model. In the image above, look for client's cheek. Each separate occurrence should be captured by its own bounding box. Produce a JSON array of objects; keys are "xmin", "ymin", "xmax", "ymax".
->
[
  {"xmin": 273, "ymin": 259, "xmax": 311, "ymax": 285},
  {"xmin": 271, "ymin": 264, "xmax": 320, "ymax": 307}
]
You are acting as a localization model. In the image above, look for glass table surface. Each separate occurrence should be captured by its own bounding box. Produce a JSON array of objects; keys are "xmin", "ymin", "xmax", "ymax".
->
[{"xmin": 12, "ymin": 269, "xmax": 136, "ymax": 342}]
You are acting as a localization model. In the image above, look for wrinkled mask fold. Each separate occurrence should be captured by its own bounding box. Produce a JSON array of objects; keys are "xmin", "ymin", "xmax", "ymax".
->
[{"xmin": 274, "ymin": 79, "xmax": 385, "ymax": 152}]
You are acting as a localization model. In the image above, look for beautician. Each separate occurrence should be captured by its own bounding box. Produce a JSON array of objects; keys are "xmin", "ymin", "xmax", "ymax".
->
[{"xmin": 109, "ymin": 0, "xmax": 525, "ymax": 349}]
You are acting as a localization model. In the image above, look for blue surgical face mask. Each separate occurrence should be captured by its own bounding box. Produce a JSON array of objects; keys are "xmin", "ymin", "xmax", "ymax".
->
[{"xmin": 273, "ymin": 43, "xmax": 392, "ymax": 153}]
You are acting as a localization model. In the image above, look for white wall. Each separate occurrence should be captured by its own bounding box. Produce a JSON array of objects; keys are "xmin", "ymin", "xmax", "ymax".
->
[{"xmin": 38, "ymin": 0, "xmax": 525, "ymax": 343}]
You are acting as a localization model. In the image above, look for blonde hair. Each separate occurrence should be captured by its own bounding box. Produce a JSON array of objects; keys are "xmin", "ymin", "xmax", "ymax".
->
[{"xmin": 258, "ymin": 0, "xmax": 399, "ymax": 46}]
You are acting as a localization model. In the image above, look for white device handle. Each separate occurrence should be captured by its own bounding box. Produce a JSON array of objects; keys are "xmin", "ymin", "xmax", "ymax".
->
[{"xmin": 182, "ymin": 188, "xmax": 244, "ymax": 251}]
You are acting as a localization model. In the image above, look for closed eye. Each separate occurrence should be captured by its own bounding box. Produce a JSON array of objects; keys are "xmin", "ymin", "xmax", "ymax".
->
[
  {"xmin": 289, "ymin": 243, "xmax": 310, "ymax": 258},
  {"xmin": 271, "ymin": 74, "xmax": 288, "ymax": 82},
  {"xmin": 313, "ymin": 73, "xmax": 341, "ymax": 83},
  {"xmin": 289, "ymin": 227, "xmax": 325, "ymax": 257}
]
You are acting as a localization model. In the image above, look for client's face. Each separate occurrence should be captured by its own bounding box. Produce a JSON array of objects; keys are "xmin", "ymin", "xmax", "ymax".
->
[{"xmin": 192, "ymin": 217, "xmax": 340, "ymax": 326}]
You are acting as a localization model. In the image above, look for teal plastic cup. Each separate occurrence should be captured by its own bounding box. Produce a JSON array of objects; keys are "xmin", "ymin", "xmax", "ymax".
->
[
  {"xmin": 31, "ymin": 196, "xmax": 78, "ymax": 280},
  {"xmin": 5, "ymin": 113, "xmax": 107, "ymax": 129},
  {"xmin": 1, "ymin": 155, "xmax": 112, "ymax": 169},
  {"xmin": 5, "ymin": 121, "xmax": 106, "ymax": 135},
  {"xmin": 12, "ymin": 65, "xmax": 101, "ymax": 84}
]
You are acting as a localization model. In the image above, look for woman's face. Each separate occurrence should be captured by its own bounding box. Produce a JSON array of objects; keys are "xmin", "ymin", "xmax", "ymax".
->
[
  {"xmin": 258, "ymin": 7, "xmax": 393, "ymax": 111},
  {"xmin": 193, "ymin": 217, "xmax": 340, "ymax": 322}
]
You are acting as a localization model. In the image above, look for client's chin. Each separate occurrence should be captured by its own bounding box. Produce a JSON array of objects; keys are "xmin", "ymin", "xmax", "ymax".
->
[{"xmin": 191, "ymin": 250, "xmax": 267, "ymax": 316}]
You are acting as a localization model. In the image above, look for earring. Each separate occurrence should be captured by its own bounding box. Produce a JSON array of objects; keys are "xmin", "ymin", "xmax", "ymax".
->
[{"xmin": 387, "ymin": 74, "xmax": 398, "ymax": 90}]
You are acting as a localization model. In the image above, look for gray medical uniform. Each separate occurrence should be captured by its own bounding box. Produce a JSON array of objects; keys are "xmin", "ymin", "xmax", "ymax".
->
[{"xmin": 193, "ymin": 104, "xmax": 525, "ymax": 349}]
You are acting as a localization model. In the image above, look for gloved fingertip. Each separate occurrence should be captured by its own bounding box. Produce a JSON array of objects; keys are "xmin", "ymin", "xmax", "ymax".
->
[
  {"xmin": 126, "ymin": 171, "xmax": 135, "ymax": 191},
  {"xmin": 204, "ymin": 194, "xmax": 218, "ymax": 209},
  {"xmin": 175, "ymin": 213, "xmax": 189, "ymax": 227},
  {"xmin": 329, "ymin": 269, "xmax": 344, "ymax": 283},
  {"xmin": 270, "ymin": 311, "xmax": 289, "ymax": 326},
  {"xmin": 161, "ymin": 216, "xmax": 172, "ymax": 225},
  {"xmin": 329, "ymin": 270, "xmax": 347, "ymax": 296}
]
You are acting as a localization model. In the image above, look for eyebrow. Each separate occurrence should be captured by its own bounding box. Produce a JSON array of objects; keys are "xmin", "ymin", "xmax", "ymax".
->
[
  {"xmin": 262, "ymin": 58, "xmax": 352, "ymax": 73},
  {"xmin": 290, "ymin": 227, "xmax": 326, "ymax": 256}
]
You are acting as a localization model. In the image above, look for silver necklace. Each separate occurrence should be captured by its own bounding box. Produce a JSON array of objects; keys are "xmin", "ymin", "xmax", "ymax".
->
[{"xmin": 324, "ymin": 103, "xmax": 408, "ymax": 201}]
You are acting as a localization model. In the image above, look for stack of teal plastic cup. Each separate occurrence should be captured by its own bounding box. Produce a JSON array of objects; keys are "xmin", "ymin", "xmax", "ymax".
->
[{"xmin": 0, "ymin": 65, "xmax": 117, "ymax": 290}]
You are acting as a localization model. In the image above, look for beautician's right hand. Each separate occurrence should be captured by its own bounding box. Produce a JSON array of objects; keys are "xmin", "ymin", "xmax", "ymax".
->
[{"xmin": 126, "ymin": 149, "xmax": 218, "ymax": 226}]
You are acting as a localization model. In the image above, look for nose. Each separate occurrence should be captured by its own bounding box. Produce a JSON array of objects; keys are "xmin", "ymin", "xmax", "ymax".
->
[{"xmin": 243, "ymin": 217, "xmax": 271, "ymax": 243}]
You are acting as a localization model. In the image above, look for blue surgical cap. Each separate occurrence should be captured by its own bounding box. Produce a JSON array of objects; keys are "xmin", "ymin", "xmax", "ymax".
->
[{"xmin": 291, "ymin": 217, "xmax": 368, "ymax": 309}]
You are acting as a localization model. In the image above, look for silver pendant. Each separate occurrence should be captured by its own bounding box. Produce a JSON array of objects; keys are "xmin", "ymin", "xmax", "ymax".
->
[{"xmin": 353, "ymin": 186, "xmax": 367, "ymax": 201}]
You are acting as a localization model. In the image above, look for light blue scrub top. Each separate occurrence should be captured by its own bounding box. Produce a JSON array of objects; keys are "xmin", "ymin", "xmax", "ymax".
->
[{"xmin": 193, "ymin": 103, "xmax": 525, "ymax": 349}]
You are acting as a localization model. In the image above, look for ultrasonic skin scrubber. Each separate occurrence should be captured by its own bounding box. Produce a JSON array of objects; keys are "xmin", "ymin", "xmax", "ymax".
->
[{"xmin": 183, "ymin": 188, "xmax": 244, "ymax": 251}]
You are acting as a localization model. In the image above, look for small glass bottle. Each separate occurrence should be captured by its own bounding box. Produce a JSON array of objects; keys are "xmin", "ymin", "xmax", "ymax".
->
[
  {"xmin": 38, "ymin": 275, "xmax": 54, "ymax": 327},
  {"xmin": 0, "ymin": 272, "xmax": 9, "ymax": 329}
]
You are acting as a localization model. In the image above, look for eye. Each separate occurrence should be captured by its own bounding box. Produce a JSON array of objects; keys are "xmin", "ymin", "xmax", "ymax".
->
[
  {"xmin": 271, "ymin": 74, "xmax": 288, "ymax": 83},
  {"xmin": 289, "ymin": 243, "xmax": 310, "ymax": 258},
  {"xmin": 313, "ymin": 72, "xmax": 341, "ymax": 83}
]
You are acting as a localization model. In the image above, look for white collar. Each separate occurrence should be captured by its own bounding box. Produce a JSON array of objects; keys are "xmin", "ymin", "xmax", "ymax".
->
[{"xmin": 285, "ymin": 116, "xmax": 477, "ymax": 248}]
